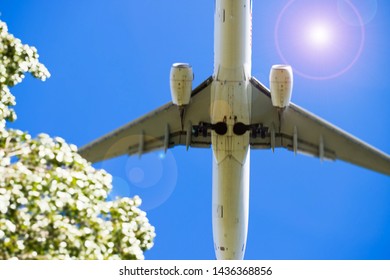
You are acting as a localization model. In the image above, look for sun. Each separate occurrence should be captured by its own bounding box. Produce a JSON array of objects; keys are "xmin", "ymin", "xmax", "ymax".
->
[
  {"xmin": 306, "ymin": 22, "xmax": 333, "ymax": 49},
  {"xmin": 274, "ymin": 0, "xmax": 365, "ymax": 80}
]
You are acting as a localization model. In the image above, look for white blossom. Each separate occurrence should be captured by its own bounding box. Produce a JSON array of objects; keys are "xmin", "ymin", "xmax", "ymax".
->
[{"xmin": 0, "ymin": 20, "xmax": 155, "ymax": 260}]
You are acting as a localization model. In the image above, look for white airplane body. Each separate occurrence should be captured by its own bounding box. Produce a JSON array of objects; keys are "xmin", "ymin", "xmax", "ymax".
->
[{"xmin": 80, "ymin": 0, "xmax": 390, "ymax": 260}]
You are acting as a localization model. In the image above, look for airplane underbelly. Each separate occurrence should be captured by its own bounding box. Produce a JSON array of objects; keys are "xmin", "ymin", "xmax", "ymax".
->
[
  {"xmin": 211, "ymin": 80, "xmax": 251, "ymax": 163},
  {"xmin": 211, "ymin": 79, "xmax": 251, "ymax": 260},
  {"xmin": 212, "ymin": 150, "xmax": 250, "ymax": 260}
]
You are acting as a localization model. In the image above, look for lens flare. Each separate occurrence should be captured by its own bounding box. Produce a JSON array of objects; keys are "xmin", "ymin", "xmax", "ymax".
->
[
  {"xmin": 128, "ymin": 167, "xmax": 145, "ymax": 184},
  {"xmin": 274, "ymin": 0, "xmax": 365, "ymax": 80},
  {"xmin": 306, "ymin": 23, "xmax": 333, "ymax": 48},
  {"xmin": 337, "ymin": 0, "xmax": 378, "ymax": 26},
  {"xmin": 124, "ymin": 150, "xmax": 178, "ymax": 210},
  {"xmin": 101, "ymin": 135, "xmax": 178, "ymax": 210}
]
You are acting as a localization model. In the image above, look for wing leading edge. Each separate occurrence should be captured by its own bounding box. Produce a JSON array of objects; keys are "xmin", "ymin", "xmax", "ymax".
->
[
  {"xmin": 249, "ymin": 77, "xmax": 390, "ymax": 176},
  {"xmin": 79, "ymin": 77, "xmax": 213, "ymax": 163},
  {"xmin": 80, "ymin": 74, "xmax": 390, "ymax": 176}
]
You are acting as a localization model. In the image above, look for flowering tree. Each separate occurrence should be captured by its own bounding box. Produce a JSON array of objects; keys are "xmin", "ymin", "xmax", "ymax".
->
[{"xmin": 0, "ymin": 20, "xmax": 155, "ymax": 259}]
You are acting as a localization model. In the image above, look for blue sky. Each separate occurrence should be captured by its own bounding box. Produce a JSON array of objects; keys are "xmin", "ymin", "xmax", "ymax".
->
[{"xmin": 1, "ymin": 0, "xmax": 389, "ymax": 259}]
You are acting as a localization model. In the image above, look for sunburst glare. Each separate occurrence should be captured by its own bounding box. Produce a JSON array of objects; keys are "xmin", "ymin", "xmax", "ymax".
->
[
  {"xmin": 275, "ymin": 0, "xmax": 365, "ymax": 80},
  {"xmin": 306, "ymin": 22, "xmax": 333, "ymax": 49}
]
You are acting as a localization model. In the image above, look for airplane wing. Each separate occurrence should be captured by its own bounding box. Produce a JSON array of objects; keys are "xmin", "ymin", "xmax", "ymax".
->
[
  {"xmin": 78, "ymin": 77, "xmax": 213, "ymax": 163},
  {"xmin": 249, "ymin": 77, "xmax": 390, "ymax": 176}
]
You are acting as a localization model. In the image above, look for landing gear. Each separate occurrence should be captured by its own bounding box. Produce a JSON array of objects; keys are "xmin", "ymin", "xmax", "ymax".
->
[
  {"xmin": 233, "ymin": 122, "xmax": 248, "ymax": 136},
  {"xmin": 193, "ymin": 121, "xmax": 228, "ymax": 137},
  {"xmin": 251, "ymin": 124, "xmax": 268, "ymax": 139},
  {"xmin": 193, "ymin": 122, "xmax": 269, "ymax": 138},
  {"xmin": 193, "ymin": 122, "xmax": 213, "ymax": 137},
  {"xmin": 213, "ymin": 122, "xmax": 228, "ymax": 135},
  {"xmin": 232, "ymin": 123, "xmax": 268, "ymax": 138}
]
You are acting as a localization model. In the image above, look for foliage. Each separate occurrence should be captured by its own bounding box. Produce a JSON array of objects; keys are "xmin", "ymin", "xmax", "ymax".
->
[{"xmin": 0, "ymin": 20, "xmax": 155, "ymax": 259}]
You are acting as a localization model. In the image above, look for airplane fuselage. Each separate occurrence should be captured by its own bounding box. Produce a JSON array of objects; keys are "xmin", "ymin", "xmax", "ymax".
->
[{"xmin": 211, "ymin": 0, "xmax": 252, "ymax": 260}]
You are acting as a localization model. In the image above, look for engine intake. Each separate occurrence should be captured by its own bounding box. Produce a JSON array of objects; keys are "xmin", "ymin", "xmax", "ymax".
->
[
  {"xmin": 170, "ymin": 63, "xmax": 193, "ymax": 107},
  {"xmin": 269, "ymin": 64, "xmax": 293, "ymax": 108}
]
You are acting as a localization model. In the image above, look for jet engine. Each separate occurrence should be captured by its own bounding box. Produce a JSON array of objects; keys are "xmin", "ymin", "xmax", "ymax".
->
[
  {"xmin": 170, "ymin": 63, "xmax": 193, "ymax": 107},
  {"xmin": 269, "ymin": 64, "xmax": 293, "ymax": 108}
]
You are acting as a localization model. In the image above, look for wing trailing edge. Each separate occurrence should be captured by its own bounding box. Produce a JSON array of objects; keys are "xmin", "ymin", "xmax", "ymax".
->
[
  {"xmin": 79, "ymin": 77, "xmax": 213, "ymax": 163},
  {"xmin": 249, "ymin": 77, "xmax": 390, "ymax": 176}
]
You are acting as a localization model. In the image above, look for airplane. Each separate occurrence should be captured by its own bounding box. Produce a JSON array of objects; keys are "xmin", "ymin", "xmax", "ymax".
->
[{"xmin": 79, "ymin": 0, "xmax": 390, "ymax": 260}]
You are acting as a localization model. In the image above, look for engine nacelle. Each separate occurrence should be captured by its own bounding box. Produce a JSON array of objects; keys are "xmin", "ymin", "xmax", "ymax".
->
[
  {"xmin": 269, "ymin": 64, "xmax": 293, "ymax": 108},
  {"xmin": 170, "ymin": 63, "xmax": 193, "ymax": 107}
]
